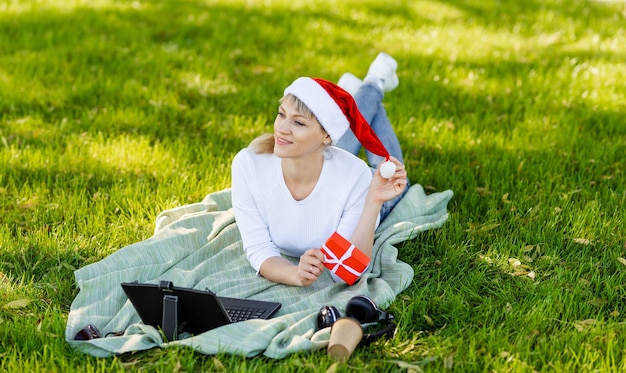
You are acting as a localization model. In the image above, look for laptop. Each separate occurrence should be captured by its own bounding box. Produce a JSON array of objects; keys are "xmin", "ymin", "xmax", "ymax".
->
[{"xmin": 121, "ymin": 281, "xmax": 281, "ymax": 340}]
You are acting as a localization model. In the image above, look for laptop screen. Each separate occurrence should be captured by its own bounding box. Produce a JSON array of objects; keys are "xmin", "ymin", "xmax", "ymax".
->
[{"xmin": 121, "ymin": 281, "xmax": 232, "ymax": 338}]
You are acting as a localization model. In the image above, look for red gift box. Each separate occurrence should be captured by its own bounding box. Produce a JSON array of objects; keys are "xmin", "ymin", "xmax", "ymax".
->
[{"xmin": 321, "ymin": 232, "xmax": 371, "ymax": 286}]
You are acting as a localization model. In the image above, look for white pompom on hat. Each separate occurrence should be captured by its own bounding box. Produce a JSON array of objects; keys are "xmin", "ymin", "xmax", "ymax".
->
[{"xmin": 283, "ymin": 77, "xmax": 397, "ymax": 178}]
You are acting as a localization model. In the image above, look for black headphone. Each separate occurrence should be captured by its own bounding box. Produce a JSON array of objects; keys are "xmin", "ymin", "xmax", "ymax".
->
[{"xmin": 317, "ymin": 295, "xmax": 396, "ymax": 345}]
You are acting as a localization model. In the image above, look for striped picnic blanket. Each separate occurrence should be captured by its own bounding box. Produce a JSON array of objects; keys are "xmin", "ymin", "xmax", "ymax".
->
[{"xmin": 65, "ymin": 184, "xmax": 453, "ymax": 358}]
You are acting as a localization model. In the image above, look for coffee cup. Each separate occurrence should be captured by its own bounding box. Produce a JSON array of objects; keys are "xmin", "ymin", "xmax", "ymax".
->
[{"xmin": 327, "ymin": 317, "xmax": 363, "ymax": 361}]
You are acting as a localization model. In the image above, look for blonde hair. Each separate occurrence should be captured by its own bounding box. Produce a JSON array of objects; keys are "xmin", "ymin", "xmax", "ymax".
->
[
  {"xmin": 248, "ymin": 133, "xmax": 275, "ymax": 154},
  {"xmin": 249, "ymin": 94, "xmax": 321, "ymax": 154}
]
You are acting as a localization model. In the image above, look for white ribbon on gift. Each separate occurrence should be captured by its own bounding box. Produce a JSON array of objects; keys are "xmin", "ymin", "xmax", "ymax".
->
[{"xmin": 322, "ymin": 242, "xmax": 366, "ymax": 278}]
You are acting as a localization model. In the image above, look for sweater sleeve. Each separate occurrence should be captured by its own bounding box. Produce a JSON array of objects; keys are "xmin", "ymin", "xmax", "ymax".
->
[
  {"xmin": 325, "ymin": 161, "xmax": 375, "ymax": 284},
  {"xmin": 231, "ymin": 150, "xmax": 282, "ymax": 273},
  {"xmin": 334, "ymin": 160, "xmax": 380, "ymax": 240}
]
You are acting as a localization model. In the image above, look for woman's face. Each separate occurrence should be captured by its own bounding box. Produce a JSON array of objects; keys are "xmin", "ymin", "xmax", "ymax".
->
[{"xmin": 273, "ymin": 97, "xmax": 330, "ymax": 160}]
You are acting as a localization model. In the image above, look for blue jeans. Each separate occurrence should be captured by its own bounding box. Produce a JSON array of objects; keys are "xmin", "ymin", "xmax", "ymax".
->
[{"xmin": 335, "ymin": 83, "xmax": 410, "ymax": 221}]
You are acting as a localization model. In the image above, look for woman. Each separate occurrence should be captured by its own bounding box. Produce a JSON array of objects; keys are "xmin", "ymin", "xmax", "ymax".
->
[{"xmin": 231, "ymin": 52, "xmax": 409, "ymax": 287}]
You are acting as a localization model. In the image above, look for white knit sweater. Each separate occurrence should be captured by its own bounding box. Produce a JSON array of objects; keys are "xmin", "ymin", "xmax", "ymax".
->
[{"xmin": 231, "ymin": 146, "xmax": 378, "ymax": 272}]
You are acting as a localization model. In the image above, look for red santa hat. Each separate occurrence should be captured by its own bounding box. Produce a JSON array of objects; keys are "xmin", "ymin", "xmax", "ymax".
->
[{"xmin": 283, "ymin": 77, "xmax": 396, "ymax": 178}]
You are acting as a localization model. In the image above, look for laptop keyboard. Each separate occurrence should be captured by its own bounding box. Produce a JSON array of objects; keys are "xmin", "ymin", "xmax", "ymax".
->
[{"xmin": 226, "ymin": 306, "xmax": 265, "ymax": 322}]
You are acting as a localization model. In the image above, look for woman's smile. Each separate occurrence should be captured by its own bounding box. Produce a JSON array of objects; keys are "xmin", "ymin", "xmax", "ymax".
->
[{"xmin": 275, "ymin": 136, "xmax": 293, "ymax": 145}]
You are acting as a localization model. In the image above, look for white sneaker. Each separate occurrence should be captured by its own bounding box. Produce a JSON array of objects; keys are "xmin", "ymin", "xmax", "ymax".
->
[
  {"xmin": 365, "ymin": 52, "xmax": 399, "ymax": 92},
  {"xmin": 337, "ymin": 72, "xmax": 363, "ymax": 96}
]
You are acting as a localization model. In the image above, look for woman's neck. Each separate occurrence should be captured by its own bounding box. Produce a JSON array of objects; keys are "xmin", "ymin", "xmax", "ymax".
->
[{"xmin": 281, "ymin": 155, "xmax": 324, "ymax": 200}]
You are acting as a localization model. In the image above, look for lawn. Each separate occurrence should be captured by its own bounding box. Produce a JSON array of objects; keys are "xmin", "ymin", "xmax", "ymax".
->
[{"xmin": 1, "ymin": 0, "xmax": 625, "ymax": 371}]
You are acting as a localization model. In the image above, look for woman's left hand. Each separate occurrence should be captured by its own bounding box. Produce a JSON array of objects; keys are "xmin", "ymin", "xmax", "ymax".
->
[
  {"xmin": 370, "ymin": 156, "xmax": 408, "ymax": 203},
  {"xmin": 295, "ymin": 249, "xmax": 326, "ymax": 286}
]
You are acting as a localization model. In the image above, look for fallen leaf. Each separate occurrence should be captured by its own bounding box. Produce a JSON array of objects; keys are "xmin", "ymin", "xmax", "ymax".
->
[
  {"xmin": 467, "ymin": 222, "xmax": 500, "ymax": 232},
  {"xmin": 212, "ymin": 357, "xmax": 224, "ymax": 371},
  {"xmin": 610, "ymin": 310, "xmax": 620, "ymax": 317},
  {"xmin": 527, "ymin": 271, "xmax": 536, "ymax": 280},
  {"xmin": 6, "ymin": 299, "xmax": 30, "ymax": 309},
  {"xmin": 0, "ymin": 272, "xmax": 9, "ymax": 284},
  {"xmin": 573, "ymin": 319, "xmax": 596, "ymax": 332},
  {"xmin": 60, "ymin": 262, "xmax": 76, "ymax": 271},
  {"xmin": 509, "ymin": 258, "xmax": 521, "ymax": 267},
  {"xmin": 443, "ymin": 352, "xmax": 455, "ymax": 369},
  {"xmin": 424, "ymin": 315, "xmax": 434, "ymax": 326},
  {"xmin": 573, "ymin": 238, "xmax": 592, "ymax": 245},
  {"xmin": 325, "ymin": 363, "xmax": 339, "ymax": 373},
  {"xmin": 523, "ymin": 255, "xmax": 534, "ymax": 263},
  {"xmin": 20, "ymin": 197, "xmax": 39, "ymax": 210},
  {"xmin": 389, "ymin": 360, "xmax": 425, "ymax": 373},
  {"xmin": 617, "ymin": 257, "xmax": 626, "ymax": 267},
  {"xmin": 573, "ymin": 324, "xmax": 584, "ymax": 332},
  {"xmin": 251, "ymin": 65, "xmax": 274, "ymax": 74},
  {"xmin": 475, "ymin": 187, "xmax": 492, "ymax": 196},
  {"xmin": 588, "ymin": 298, "xmax": 606, "ymax": 306},
  {"xmin": 527, "ymin": 329, "xmax": 540, "ymax": 339}
]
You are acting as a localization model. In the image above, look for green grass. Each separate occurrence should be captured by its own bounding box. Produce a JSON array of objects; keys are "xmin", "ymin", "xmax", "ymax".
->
[{"xmin": 1, "ymin": 0, "xmax": 625, "ymax": 371}]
